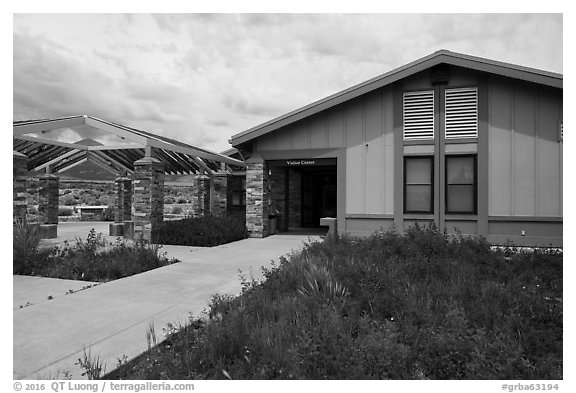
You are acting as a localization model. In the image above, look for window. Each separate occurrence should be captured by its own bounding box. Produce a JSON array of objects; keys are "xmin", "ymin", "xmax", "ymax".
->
[
  {"xmin": 445, "ymin": 155, "xmax": 477, "ymax": 214},
  {"xmin": 404, "ymin": 156, "xmax": 434, "ymax": 213},
  {"xmin": 403, "ymin": 90, "xmax": 435, "ymax": 140},
  {"xmin": 445, "ymin": 87, "xmax": 478, "ymax": 139},
  {"xmin": 231, "ymin": 179, "xmax": 246, "ymax": 206}
]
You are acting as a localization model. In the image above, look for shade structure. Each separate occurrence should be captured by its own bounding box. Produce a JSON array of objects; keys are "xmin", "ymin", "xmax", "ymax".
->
[{"xmin": 13, "ymin": 115, "xmax": 245, "ymax": 176}]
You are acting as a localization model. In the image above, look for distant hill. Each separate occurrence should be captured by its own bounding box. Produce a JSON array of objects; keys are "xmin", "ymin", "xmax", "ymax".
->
[{"xmin": 57, "ymin": 160, "xmax": 118, "ymax": 181}]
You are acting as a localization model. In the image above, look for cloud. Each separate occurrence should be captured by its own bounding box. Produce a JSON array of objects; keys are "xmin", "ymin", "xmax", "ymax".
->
[{"xmin": 13, "ymin": 13, "xmax": 562, "ymax": 154}]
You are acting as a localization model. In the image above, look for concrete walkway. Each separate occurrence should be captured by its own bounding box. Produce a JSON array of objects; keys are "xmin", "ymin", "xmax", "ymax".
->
[
  {"xmin": 13, "ymin": 222, "xmax": 322, "ymax": 379},
  {"xmin": 13, "ymin": 276, "xmax": 99, "ymax": 311}
]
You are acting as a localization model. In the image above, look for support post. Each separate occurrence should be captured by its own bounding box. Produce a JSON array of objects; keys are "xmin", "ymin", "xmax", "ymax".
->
[
  {"xmin": 131, "ymin": 157, "xmax": 164, "ymax": 242},
  {"xmin": 13, "ymin": 151, "xmax": 28, "ymax": 223},
  {"xmin": 193, "ymin": 174, "xmax": 211, "ymax": 217},
  {"xmin": 211, "ymin": 172, "xmax": 228, "ymax": 217},
  {"xmin": 110, "ymin": 176, "xmax": 132, "ymax": 236},
  {"xmin": 38, "ymin": 174, "xmax": 59, "ymax": 225},
  {"xmin": 246, "ymin": 154, "xmax": 269, "ymax": 238}
]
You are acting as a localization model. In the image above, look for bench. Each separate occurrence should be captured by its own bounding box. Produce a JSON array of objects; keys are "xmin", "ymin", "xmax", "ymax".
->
[{"xmin": 76, "ymin": 206, "xmax": 109, "ymax": 221}]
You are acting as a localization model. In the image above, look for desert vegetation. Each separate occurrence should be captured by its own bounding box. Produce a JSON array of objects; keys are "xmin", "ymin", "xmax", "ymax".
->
[
  {"xmin": 13, "ymin": 224, "xmax": 178, "ymax": 282},
  {"xmin": 108, "ymin": 224, "xmax": 562, "ymax": 380},
  {"xmin": 152, "ymin": 214, "xmax": 247, "ymax": 247}
]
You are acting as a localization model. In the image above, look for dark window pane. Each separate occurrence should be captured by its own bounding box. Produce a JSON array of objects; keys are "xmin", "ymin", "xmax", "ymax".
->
[
  {"xmin": 447, "ymin": 185, "xmax": 475, "ymax": 213},
  {"xmin": 406, "ymin": 157, "xmax": 432, "ymax": 184},
  {"xmin": 405, "ymin": 185, "xmax": 432, "ymax": 212},
  {"xmin": 447, "ymin": 156, "xmax": 474, "ymax": 184},
  {"xmin": 232, "ymin": 192, "xmax": 240, "ymax": 206}
]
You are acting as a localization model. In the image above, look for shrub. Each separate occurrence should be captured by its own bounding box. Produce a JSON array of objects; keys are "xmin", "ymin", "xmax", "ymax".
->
[
  {"xmin": 58, "ymin": 207, "xmax": 75, "ymax": 216},
  {"xmin": 111, "ymin": 226, "xmax": 562, "ymax": 380},
  {"xmin": 60, "ymin": 194, "xmax": 78, "ymax": 206},
  {"xmin": 152, "ymin": 214, "xmax": 247, "ymax": 247},
  {"xmin": 176, "ymin": 196, "xmax": 188, "ymax": 204},
  {"xmin": 15, "ymin": 228, "xmax": 179, "ymax": 282},
  {"xmin": 101, "ymin": 207, "xmax": 115, "ymax": 222},
  {"xmin": 171, "ymin": 205, "xmax": 183, "ymax": 215},
  {"xmin": 13, "ymin": 220, "xmax": 52, "ymax": 275}
]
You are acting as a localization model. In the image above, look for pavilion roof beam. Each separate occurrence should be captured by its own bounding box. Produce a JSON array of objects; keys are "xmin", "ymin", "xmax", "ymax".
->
[
  {"xmin": 32, "ymin": 149, "xmax": 81, "ymax": 172},
  {"xmin": 87, "ymin": 143, "xmax": 144, "ymax": 151},
  {"xmin": 15, "ymin": 135, "xmax": 89, "ymax": 150},
  {"xmin": 13, "ymin": 139, "xmax": 34, "ymax": 152},
  {"xmin": 91, "ymin": 150, "xmax": 134, "ymax": 176},
  {"xmin": 146, "ymin": 138, "xmax": 243, "ymax": 167},
  {"xmin": 154, "ymin": 149, "xmax": 187, "ymax": 175},
  {"xmin": 101, "ymin": 150, "xmax": 135, "ymax": 172},
  {"xmin": 172, "ymin": 152, "xmax": 200, "ymax": 173},
  {"xmin": 54, "ymin": 154, "xmax": 88, "ymax": 174},
  {"xmin": 150, "ymin": 149, "xmax": 178, "ymax": 175},
  {"xmin": 162, "ymin": 150, "xmax": 197, "ymax": 174},
  {"xmin": 13, "ymin": 115, "xmax": 87, "ymax": 136},
  {"xmin": 29, "ymin": 145, "xmax": 72, "ymax": 167},
  {"xmin": 187, "ymin": 155, "xmax": 212, "ymax": 175},
  {"xmin": 85, "ymin": 117, "xmax": 150, "ymax": 145},
  {"xmin": 86, "ymin": 155, "xmax": 121, "ymax": 176}
]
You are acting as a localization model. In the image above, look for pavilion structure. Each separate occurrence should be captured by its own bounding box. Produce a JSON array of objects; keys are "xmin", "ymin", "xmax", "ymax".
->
[{"xmin": 13, "ymin": 115, "xmax": 245, "ymax": 240}]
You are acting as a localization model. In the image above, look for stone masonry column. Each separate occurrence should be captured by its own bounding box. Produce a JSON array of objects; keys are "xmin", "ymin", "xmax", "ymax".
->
[
  {"xmin": 110, "ymin": 176, "xmax": 132, "ymax": 236},
  {"xmin": 38, "ymin": 173, "xmax": 59, "ymax": 224},
  {"xmin": 246, "ymin": 154, "xmax": 269, "ymax": 238},
  {"xmin": 13, "ymin": 151, "xmax": 28, "ymax": 223},
  {"xmin": 211, "ymin": 172, "xmax": 228, "ymax": 217},
  {"xmin": 194, "ymin": 174, "xmax": 211, "ymax": 217},
  {"xmin": 132, "ymin": 157, "xmax": 165, "ymax": 242}
]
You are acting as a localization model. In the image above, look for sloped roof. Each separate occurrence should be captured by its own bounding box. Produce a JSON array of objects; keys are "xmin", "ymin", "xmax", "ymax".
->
[
  {"xmin": 229, "ymin": 49, "xmax": 563, "ymax": 147},
  {"xmin": 13, "ymin": 115, "xmax": 244, "ymax": 176}
]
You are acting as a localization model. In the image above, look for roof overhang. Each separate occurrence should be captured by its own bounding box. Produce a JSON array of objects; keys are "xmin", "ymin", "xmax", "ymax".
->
[
  {"xmin": 229, "ymin": 50, "xmax": 563, "ymax": 147},
  {"xmin": 13, "ymin": 115, "xmax": 245, "ymax": 176}
]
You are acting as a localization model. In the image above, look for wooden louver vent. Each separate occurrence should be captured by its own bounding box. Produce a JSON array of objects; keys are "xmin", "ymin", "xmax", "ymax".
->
[
  {"xmin": 403, "ymin": 90, "xmax": 435, "ymax": 140},
  {"xmin": 445, "ymin": 87, "xmax": 478, "ymax": 139}
]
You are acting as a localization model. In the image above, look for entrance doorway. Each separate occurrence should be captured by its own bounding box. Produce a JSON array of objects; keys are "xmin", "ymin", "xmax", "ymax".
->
[
  {"xmin": 268, "ymin": 158, "xmax": 337, "ymax": 232},
  {"xmin": 301, "ymin": 169, "xmax": 337, "ymax": 227}
]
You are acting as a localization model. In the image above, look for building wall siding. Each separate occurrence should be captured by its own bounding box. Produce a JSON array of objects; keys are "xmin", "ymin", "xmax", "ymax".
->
[
  {"xmin": 249, "ymin": 65, "xmax": 562, "ymax": 245},
  {"xmin": 488, "ymin": 76, "xmax": 562, "ymax": 217},
  {"xmin": 255, "ymin": 89, "xmax": 396, "ymax": 217}
]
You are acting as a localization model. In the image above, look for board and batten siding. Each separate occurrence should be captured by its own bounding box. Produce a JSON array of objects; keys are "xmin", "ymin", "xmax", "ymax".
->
[
  {"xmin": 254, "ymin": 88, "xmax": 395, "ymax": 216},
  {"xmin": 488, "ymin": 76, "xmax": 562, "ymax": 217}
]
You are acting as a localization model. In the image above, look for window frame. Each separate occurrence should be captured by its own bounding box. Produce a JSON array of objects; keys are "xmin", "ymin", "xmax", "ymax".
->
[
  {"xmin": 444, "ymin": 154, "xmax": 478, "ymax": 215},
  {"xmin": 403, "ymin": 155, "xmax": 435, "ymax": 214}
]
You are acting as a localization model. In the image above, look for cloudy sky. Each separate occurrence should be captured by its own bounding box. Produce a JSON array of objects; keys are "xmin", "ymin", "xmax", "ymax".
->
[{"xmin": 13, "ymin": 13, "xmax": 562, "ymax": 153}]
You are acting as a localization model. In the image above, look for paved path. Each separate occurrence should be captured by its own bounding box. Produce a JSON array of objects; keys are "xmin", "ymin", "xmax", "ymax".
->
[
  {"xmin": 13, "ymin": 276, "xmax": 99, "ymax": 311},
  {"xmin": 13, "ymin": 223, "xmax": 321, "ymax": 379}
]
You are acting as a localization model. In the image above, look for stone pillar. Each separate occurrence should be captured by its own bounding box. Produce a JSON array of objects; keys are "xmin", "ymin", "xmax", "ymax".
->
[
  {"xmin": 211, "ymin": 172, "xmax": 228, "ymax": 217},
  {"xmin": 115, "ymin": 176, "xmax": 132, "ymax": 223},
  {"xmin": 13, "ymin": 151, "xmax": 28, "ymax": 223},
  {"xmin": 38, "ymin": 174, "xmax": 59, "ymax": 224},
  {"xmin": 193, "ymin": 174, "xmax": 211, "ymax": 217},
  {"xmin": 246, "ymin": 155, "xmax": 269, "ymax": 238},
  {"xmin": 110, "ymin": 176, "xmax": 132, "ymax": 236},
  {"xmin": 132, "ymin": 157, "xmax": 165, "ymax": 242}
]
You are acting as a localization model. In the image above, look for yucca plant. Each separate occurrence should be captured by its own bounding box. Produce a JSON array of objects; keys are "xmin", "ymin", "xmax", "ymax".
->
[{"xmin": 13, "ymin": 219, "xmax": 51, "ymax": 274}]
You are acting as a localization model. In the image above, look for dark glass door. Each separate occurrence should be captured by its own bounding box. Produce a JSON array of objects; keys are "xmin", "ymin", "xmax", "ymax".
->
[{"xmin": 301, "ymin": 171, "xmax": 337, "ymax": 227}]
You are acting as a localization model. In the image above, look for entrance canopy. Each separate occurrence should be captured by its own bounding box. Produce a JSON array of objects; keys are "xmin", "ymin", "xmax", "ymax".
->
[{"xmin": 13, "ymin": 115, "xmax": 244, "ymax": 176}]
